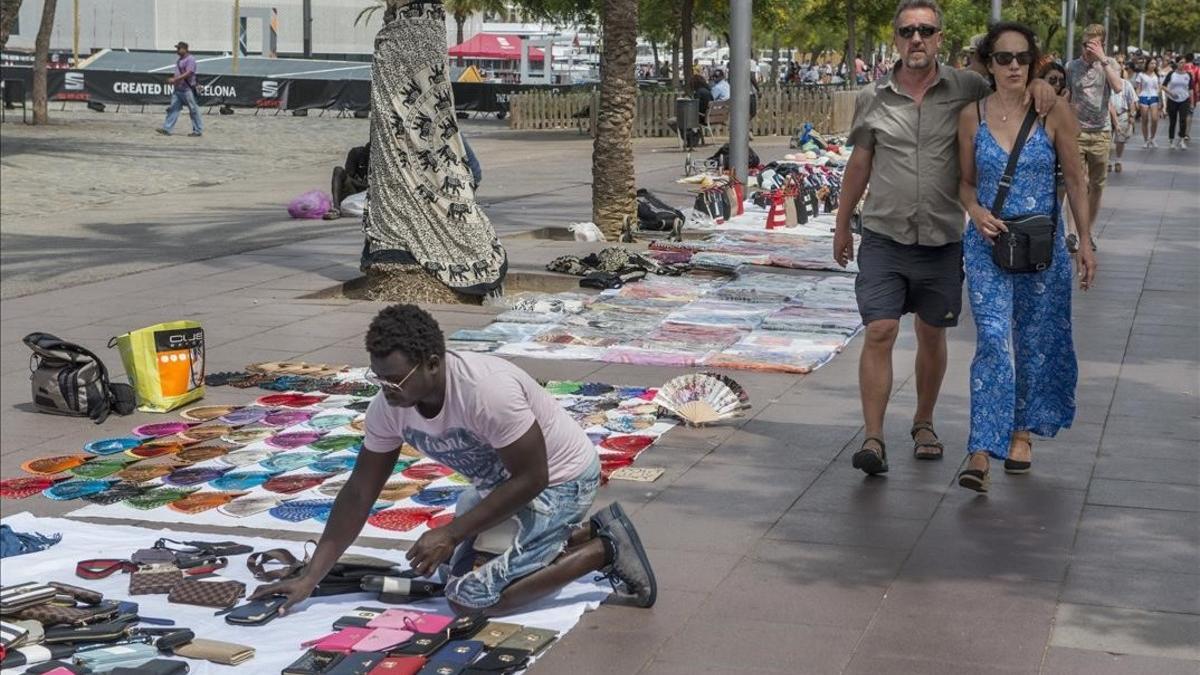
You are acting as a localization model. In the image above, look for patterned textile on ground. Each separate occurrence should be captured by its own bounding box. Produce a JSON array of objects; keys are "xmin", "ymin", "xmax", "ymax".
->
[{"xmin": 650, "ymin": 231, "xmax": 858, "ymax": 274}]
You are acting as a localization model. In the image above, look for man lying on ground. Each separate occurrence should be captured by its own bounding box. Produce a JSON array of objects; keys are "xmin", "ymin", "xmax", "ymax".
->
[{"xmin": 251, "ymin": 304, "xmax": 656, "ymax": 616}]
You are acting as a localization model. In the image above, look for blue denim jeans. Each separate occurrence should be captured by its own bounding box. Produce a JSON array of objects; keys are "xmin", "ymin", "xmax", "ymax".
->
[
  {"xmin": 0, "ymin": 524, "xmax": 61, "ymax": 558},
  {"xmin": 164, "ymin": 88, "xmax": 203, "ymax": 135},
  {"xmin": 444, "ymin": 457, "xmax": 601, "ymax": 609}
]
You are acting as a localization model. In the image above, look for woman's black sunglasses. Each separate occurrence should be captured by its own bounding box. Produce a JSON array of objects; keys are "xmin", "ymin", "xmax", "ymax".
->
[
  {"xmin": 992, "ymin": 51, "xmax": 1035, "ymax": 66},
  {"xmin": 897, "ymin": 24, "xmax": 939, "ymax": 39}
]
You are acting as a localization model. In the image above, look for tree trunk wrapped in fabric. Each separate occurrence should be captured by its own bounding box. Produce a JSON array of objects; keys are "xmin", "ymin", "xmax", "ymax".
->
[
  {"xmin": 591, "ymin": 0, "xmax": 638, "ymax": 240},
  {"xmin": 361, "ymin": 1, "xmax": 507, "ymax": 302}
]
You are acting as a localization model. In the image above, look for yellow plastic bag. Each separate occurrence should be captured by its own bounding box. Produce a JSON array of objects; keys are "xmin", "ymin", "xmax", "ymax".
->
[{"xmin": 111, "ymin": 321, "xmax": 205, "ymax": 413}]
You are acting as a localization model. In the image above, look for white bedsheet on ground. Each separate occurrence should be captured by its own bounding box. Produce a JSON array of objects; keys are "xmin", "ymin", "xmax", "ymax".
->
[{"xmin": 0, "ymin": 512, "xmax": 609, "ymax": 674}]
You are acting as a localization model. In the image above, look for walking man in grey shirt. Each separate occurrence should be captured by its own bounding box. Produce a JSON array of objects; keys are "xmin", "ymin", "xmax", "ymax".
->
[{"xmin": 833, "ymin": 0, "xmax": 1057, "ymax": 476}]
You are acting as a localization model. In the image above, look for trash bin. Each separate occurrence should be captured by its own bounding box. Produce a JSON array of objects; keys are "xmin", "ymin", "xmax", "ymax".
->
[{"xmin": 675, "ymin": 97, "xmax": 699, "ymax": 132}]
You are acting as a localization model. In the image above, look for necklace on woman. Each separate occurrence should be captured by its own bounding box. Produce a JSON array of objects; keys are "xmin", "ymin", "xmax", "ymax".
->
[{"xmin": 994, "ymin": 95, "xmax": 1023, "ymax": 123}]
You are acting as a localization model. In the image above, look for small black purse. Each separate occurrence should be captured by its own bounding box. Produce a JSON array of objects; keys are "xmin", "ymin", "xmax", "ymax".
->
[{"xmin": 989, "ymin": 108, "xmax": 1056, "ymax": 274}]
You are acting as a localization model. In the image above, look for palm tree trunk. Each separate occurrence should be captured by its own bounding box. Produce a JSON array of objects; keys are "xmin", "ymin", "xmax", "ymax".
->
[
  {"xmin": 680, "ymin": 0, "xmax": 693, "ymax": 94},
  {"xmin": 32, "ymin": 0, "xmax": 57, "ymax": 125},
  {"xmin": 769, "ymin": 34, "xmax": 780, "ymax": 85},
  {"xmin": 671, "ymin": 33, "xmax": 680, "ymax": 88},
  {"xmin": 454, "ymin": 13, "xmax": 466, "ymax": 66},
  {"xmin": 592, "ymin": 0, "xmax": 638, "ymax": 239},
  {"xmin": 1, "ymin": 0, "xmax": 23, "ymax": 51}
]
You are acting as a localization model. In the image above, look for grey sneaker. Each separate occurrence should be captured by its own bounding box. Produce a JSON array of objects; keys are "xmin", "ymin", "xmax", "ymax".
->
[
  {"xmin": 589, "ymin": 501, "xmax": 626, "ymax": 535},
  {"xmin": 155, "ymin": 128, "xmax": 170, "ymax": 136},
  {"xmin": 188, "ymin": 132, "xmax": 202, "ymax": 137},
  {"xmin": 596, "ymin": 509, "xmax": 657, "ymax": 608}
]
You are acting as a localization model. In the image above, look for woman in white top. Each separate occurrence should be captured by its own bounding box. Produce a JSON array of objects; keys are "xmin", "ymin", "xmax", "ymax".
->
[
  {"xmin": 1134, "ymin": 60, "xmax": 1163, "ymax": 147},
  {"xmin": 1162, "ymin": 61, "xmax": 1192, "ymax": 149},
  {"xmin": 1109, "ymin": 68, "xmax": 1138, "ymax": 170}
]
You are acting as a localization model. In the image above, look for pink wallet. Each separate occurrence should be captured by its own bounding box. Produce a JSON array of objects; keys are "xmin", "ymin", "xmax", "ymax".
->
[
  {"xmin": 300, "ymin": 626, "xmax": 373, "ymax": 653},
  {"xmin": 366, "ymin": 609, "xmax": 453, "ymax": 633},
  {"xmin": 352, "ymin": 627, "xmax": 414, "ymax": 652}
]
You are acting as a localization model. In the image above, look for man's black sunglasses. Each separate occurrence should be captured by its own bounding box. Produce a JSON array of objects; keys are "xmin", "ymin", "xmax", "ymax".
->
[
  {"xmin": 992, "ymin": 51, "xmax": 1035, "ymax": 66},
  {"xmin": 898, "ymin": 24, "xmax": 939, "ymax": 39}
]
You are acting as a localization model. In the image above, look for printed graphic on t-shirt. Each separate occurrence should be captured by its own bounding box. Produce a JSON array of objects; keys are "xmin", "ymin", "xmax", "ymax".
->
[{"xmin": 404, "ymin": 427, "xmax": 511, "ymax": 489}]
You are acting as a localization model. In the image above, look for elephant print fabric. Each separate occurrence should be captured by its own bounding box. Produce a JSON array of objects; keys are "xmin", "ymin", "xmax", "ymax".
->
[{"xmin": 362, "ymin": 2, "xmax": 507, "ymax": 296}]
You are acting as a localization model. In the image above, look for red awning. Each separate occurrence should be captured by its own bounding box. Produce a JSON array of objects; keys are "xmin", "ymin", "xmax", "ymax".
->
[{"xmin": 448, "ymin": 33, "xmax": 545, "ymax": 62}]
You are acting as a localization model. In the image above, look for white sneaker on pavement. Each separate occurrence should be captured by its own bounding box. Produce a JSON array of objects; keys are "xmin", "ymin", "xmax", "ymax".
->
[
  {"xmin": 1170, "ymin": 138, "xmax": 1177, "ymax": 149},
  {"xmin": 1182, "ymin": 139, "xmax": 1190, "ymax": 150}
]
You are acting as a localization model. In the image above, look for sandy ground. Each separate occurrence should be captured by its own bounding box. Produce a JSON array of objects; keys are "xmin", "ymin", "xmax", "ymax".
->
[{"xmin": 1, "ymin": 105, "xmax": 370, "ymax": 217}]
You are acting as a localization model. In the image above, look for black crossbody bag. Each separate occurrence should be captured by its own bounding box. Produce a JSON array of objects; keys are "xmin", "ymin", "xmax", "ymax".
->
[{"xmin": 989, "ymin": 108, "xmax": 1056, "ymax": 273}]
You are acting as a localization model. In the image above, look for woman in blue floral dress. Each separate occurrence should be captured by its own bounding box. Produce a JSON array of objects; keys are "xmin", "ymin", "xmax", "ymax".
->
[{"xmin": 955, "ymin": 22, "xmax": 1098, "ymax": 492}]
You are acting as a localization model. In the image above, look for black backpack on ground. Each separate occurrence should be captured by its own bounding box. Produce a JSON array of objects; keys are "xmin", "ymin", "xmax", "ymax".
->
[
  {"xmin": 636, "ymin": 189, "xmax": 684, "ymax": 231},
  {"xmin": 709, "ymin": 143, "xmax": 761, "ymax": 171},
  {"xmin": 23, "ymin": 332, "xmax": 136, "ymax": 424}
]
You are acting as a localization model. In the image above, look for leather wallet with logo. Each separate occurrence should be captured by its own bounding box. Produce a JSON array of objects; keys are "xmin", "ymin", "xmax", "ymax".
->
[
  {"xmin": 366, "ymin": 610, "xmax": 453, "ymax": 634},
  {"xmin": 16, "ymin": 601, "xmax": 121, "ymax": 628},
  {"xmin": 129, "ymin": 565, "xmax": 183, "ymax": 595},
  {"xmin": 166, "ymin": 577, "xmax": 245, "ymax": 609},
  {"xmin": 2, "ymin": 646, "xmax": 79, "ymax": 670},
  {"xmin": 390, "ymin": 632, "xmax": 448, "ymax": 657},
  {"xmin": 417, "ymin": 663, "xmax": 463, "ymax": 675},
  {"xmin": 42, "ymin": 618, "xmax": 135, "ymax": 645},
  {"xmin": 474, "ymin": 622, "xmax": 521, "ymax": 649},
  {"xmin": 171, "ymin": 638, "xmax": 255, "ymax": 665},
  {"xmin": 1, "ymin": 620, "xmax": 29, "ymax": 649},
  {"xmin": 0, "ymin": 582, "xmax": 57, "ymax": 612},
  {"xmin": 445, "ymin": 615, "xmax": 485, "ymax": 641},
  {"xmin": 110, "ymin": 658, "xmax": 191, "ymax": 675},
  {"xmin": 366, "ymin": 655, "xmax": 426, "ymax": 675},
  {"xmin": 73, "ymin": 642, "xmax": 159, "ymax": 671},
  {"xmin": 325, "ymin": 650, "xmax": 388, "ymax": 675},
  {"xmin": 333, "ymin": 607, "xmax": 387, "ymax": 630},
  {"xmin": 460, "ymin": 647, "xmax": 530, "ymax": 673},
  {"xmin": 130, "ymin": 548, "xmax": 177, "ymax": 566},
  {"xmin": 282, "ymin": 649, "xmax": 344, "ymax": 675},
  {"xmin": 223, "ymin": 596, "xmax": 288, "ymax": 626},
  {"xmin": 46, "ymin": 583, "xmax": 103, "ymax": 606},
  {"xmin": 435, "ymin": 640, "xmax": 485, "ymax": 664},
  {"xmin": 496, "ymin": 627, "xmax": 557, "ymax": 656},
  {"xmin": 154, "ymin": 538, "xmax": 253, "ymax": 557},
  {"xmin": 301, "ymin": 627, "xmax": 373, "ymax": 654}
]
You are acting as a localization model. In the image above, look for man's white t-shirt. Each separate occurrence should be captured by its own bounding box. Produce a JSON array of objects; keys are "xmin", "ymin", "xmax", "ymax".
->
[{"xmin": 364, "ymin": 351, "xmax": 596, "ymax": 490}]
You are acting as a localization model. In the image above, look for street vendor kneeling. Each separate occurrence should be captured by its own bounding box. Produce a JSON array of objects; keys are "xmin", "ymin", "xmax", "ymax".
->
[{"xmin": 251, "ymin": 304, "xmax": 656, "ymax": 616}]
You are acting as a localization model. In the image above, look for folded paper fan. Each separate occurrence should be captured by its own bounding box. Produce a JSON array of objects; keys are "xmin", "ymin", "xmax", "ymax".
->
[
  {"xmin": 83, "ymin": 481, "xmax": 152, "ymax": 505},
  {"xmin": 180, "ymin": 405, "xmax": 238, "ymax": 423},
  {"xmin": 367, "ymin": 507, "xmax": 442, "ymax": 532},
  {"xmin": 83, "ymin": 437, "xmax": 142, "ymax": 455},
  {"xmin": 265, "ymin": 431, "xmax": 326, "ymax": 450},
  {"xmin": 1, "ymin": 477, "xmax": 59, "ymax": 499},
  {"xmin": 21, "ymin": 454, "xmax": 91, "ymax": 476},
  {"xmin": 178, "ymin": 425, "xmax": 233, "ymax": 443},
  {"xmin": 401, "ymin": 463, "xmax": 454, "ymax": 481},
  {"xmin": 163, "ymin": 466, "xmax": 230, "ymax": 487},
  {"xmin": 426, "ymin": 513, "xmax": 455, "ymax": 529},
  {"xmin": 399, "ymin": 444, "xmax": 423, "ymax": 459},
  {"xmin": 218, "ymin": 494, "xmax": 290, "ymax": 518},
  {"xmin": 132, "ymin": 422, "xmax": 193, "ymax": 438},
  {"xmin": 174, "ymin": 444, "xmax": 231, "ymax": 465},
  {"xmin": 319, "ymin": 476, "xmax": 427, "ymax": 500},
  {"xmin": 69, "ymin": 459, "xmax": 132, "ymax": 480},
  {"xmin": 308, "ymin": 435, "xmax": 364, "ymax": 453},
  {"xmin": 410, "ymin": 486, "xmax": 468, "ymax": 508},
  {"xmin": 208, "ymin": 471, "xmax": 272, "ymax": 492},
  {"xmin": 262, "ymin": 409, "xmax": 316, "ymax": 427},
  {"xmin": 307, "ymin": 414, "xmax": 356, "ymax": 431},
  {"xmin": 115, "ymin": 464, "xmax": 177, "ymax": 484},
  {"xmin": 269, "ymin": 498, "xmax": 336, "ymax": 522},
  {"xmin": 653, "ymin": 372, "xmax": 750, "ymax": 426},
  {"xmin": 125, "ymin": 487, "xmax": 198, "ymax": 510},
  {"xmin": 43, "ymin": 479, "xmax": 113, "ymax": 501},
  {"xmin": 259, "ymin": 451, "xmax": 322, "ymax": 474},
  {"xmin": 310, "ymin": 455, "xmax": 356, "ymax": 475},
  {"xmin": 222, "ymin": 428, "xmax": 275, "ymax": 445},
  {"xmin": 314, "ymin": 501, "xmax": 390, "ymax": 523},
  {"xmin": 262, "ymin": 473, "xmax": 331, "ymax": 495},
  {"xmin": 125, "ymin": 443, "xmax": 183, "ymax": 460},
  {"xmin": 219, "ymin": 408, "xmax": 269, "ymax": 427},
  {"xmin": 168, "ymin": 491, "xmax": 248, "ymax": 514},
  {"xmin": 255, "ymin": 394, "xmax": 327, "ymax": 409},
  {"xmin": 219, "ymin": 448, "xmax": 275, "ymax": 468}
]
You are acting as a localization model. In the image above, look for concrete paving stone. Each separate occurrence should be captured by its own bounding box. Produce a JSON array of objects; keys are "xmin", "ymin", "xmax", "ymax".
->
[
  {"xmin": 1049, "ymin": 603, "xmax": 1200, "ymax": 661},
  {"xmin": 255, "ymin": 320, "xmax": 368, "ymax": 343},
  {"xmin": 651, "ymin": 423, "xmax": 738, "ymax": 451},
  {"xmin": 1071, "ymin": 505, "xmax": 1199, "ymax": 574},
  {"xmin": 1041, "ymin": 646, "xmax": 1200, "ymax": 675},
  {"xmin": 204, "ymin": 347, "xmax": 301, "ymax": 373},
  {"xmin": 788, "ymin": 478, "xmax": 947, "ymax": 521},
  {"xmin": 498, "ymin": 357, "xmax": 606, "ymax": 384},
  {"xmin": 257, "ymin": 273, "xmax": 348, "ymax": 292},
  {"xmin": 632, "ymin": 547, "xmax": 741, "ymax": 594},
  {"xmin": 879, "ymin": 577, "xmax": 1060, "ymax": 617},
  {"xmin": 637, "ymin": 661, "xmax": 767, "ymax": 675},
  {"xmin": 1098, "ymin": 433, "xmax": 1196, "ymax": 461},
  {"xmin": 745, "ymin": 540, "xmax": 910, "ymax": 586},
  {"xmin": 662, "ymin": 461, "xmax": 818, "ymax": 517},
  {"xmin": 594, "ymin": 444, "xmax": 710, "ymax": 509},
  {"xmin": 295, "ymin": 346, "xmax": 373, "ymax": 367},
  {"xmin": 853, "ymin": 605, "xmax": 1052, "ymax": 671},
  {"xmin": 1061, "ymin": 564, "xmax": 1200, "ymax": 615},
  {"xmin": 584, "ymin": 589, "xmax": 711, "ymax": 637},
  {"xmin": 215, "ymin": 332, "xmax": 341, "ymax": 357},
  {"xmin": 527, "ymin": 627, "xmax": 660, "ymax": 675},
  {"xmin": 654, "ymin": 617, "xmax": 857, "ymax": 674},
  {"xmin": 1092, "ymin": 454, "xmax": 1200, "ymax": 486},
  {"xmin": 627, "ymin": 501, "xmax": 776, "ymax": 554},
  {"xmin": 709, "ymin": 425, "xmax": 852, "ymax": 468},
  {"xmin": 699, "ymin": 559, "xmax": 888, "ymax": 629},
  {"xmin": 1086, "ymin": 477, "xmax": 1200, "ymax": 512},
  {"xmin": 842, "ymin": 654, "xmax": 1032, "ymax": 674},
  {"xmin": 901, "ymin": 526, "xmax": 1073, "ymax": 583},
  {"xmin": 929, "ymin": 483, "xmax": 1087, "ymax": 537},
  {"xmin": 765, "ymin": 508, "xmax": 928, "ymax": 550}
]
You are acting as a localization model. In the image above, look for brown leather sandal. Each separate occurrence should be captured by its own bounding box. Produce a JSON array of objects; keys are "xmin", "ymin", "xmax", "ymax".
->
[
  {"xmin": 911, "ymin": 422, "xmax": 944, "ymax": 460},
  {"xmin": 1004, "ymin": 436, "xmax": 1033, "ymax": 474}
]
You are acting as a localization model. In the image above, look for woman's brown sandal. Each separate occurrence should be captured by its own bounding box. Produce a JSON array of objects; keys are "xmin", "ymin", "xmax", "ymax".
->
[
  {"xmin": 958, "ymin": 453, "xmax": 991, "ymax": 493},
  {"xmin": 852, "ymin": 437, "xmax": 888, "ymax": 476},
  {"xmin": 1004, "ymin": 436, "xmax": 1033, "ymax": 474},
  {"xmin": 911, "ymin": 422, "xmax": 944, "ymax": 460}
]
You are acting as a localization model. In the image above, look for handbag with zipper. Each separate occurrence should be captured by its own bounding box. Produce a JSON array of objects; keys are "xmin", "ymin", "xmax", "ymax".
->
[{"xmin": 987, "ymin": 107, "xmax": 1056, "ymax": 274}]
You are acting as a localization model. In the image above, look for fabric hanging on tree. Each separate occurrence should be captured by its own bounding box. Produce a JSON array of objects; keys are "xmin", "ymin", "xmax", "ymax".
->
[{"xmin": 361, "ymin": 2, "xmax": 507, "ymax": 296}]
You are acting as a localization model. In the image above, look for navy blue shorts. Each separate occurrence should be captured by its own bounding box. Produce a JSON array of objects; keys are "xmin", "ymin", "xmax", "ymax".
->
[{"xmin": 855, "ymin": 230, "xmax": 964, "ymax": 328}]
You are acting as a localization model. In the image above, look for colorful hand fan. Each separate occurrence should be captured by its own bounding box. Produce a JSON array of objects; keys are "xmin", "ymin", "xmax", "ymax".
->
[
  {"xmin": 125, "ymin": 443, "xmax": 183, "ymax": 460},
  {"xmin": 367, "ymin": 507, "xmax": 442, "ymax": 532},
  {"xmin": 178, "ymin": 425, "xmax": 233, "ymax": 443},
  {"xmin": 265, "ymin": 431, "xmax": 326, "ymax": 450},
  {"xmin": 219, "ymin": 408, "xmax": 269, "ymax": 427},
  {"xmin": 259, "ymin": 451, "xmax": 322, "ymax": 474},
  {"xmin": 141, "ymin": 434, "xmax": 197, "ymax": 447},
  {"xmin": 115, "ymin": 464, "xmax": 176, "ymax": 483},
  {"xmin": 218, "ymin": 494, "xmax": 289, "ymax": 518},
  {"xmin": 168, "ymin": 491, "xmax": 248, "ymax": 514},
  {"xmin": 262, "ymin": 473, "xmax": 331, "ymax": 495},
  {"xmin": 222, "ymin": 427, "xmax": 275, "ymax": 445},
  {"xmin": 410, "ymin": 486, "xmax": 467, "ymax": 508},
  {"xmin": 210, "ymin": 471, "xmax": 275, "ymax": 491},
  {"xmin": 444, "ymin": 472, "xmax": 471, "ymax": 485},
  {"xmin": 269, "ymin": 498, "xmax": 336, "ymax": 522},
  {"xmin": 219, "ymin": 448, "xmax": 276, "ymax": 468},
  {"xmin": 0, "ymin": 477, "xmax": 58, "ymax": 499},
  {"xmin": 132, "ymin": 422, "xmax": 193, "ymax": 438},
  {"xmin": 163, "ymin": 466, "xmax": 230, "ymax": 487},
  {"xmin": 345, "ymin": 400, "xmax": 371, "ymax": 413},
  {"xmin": 255, "ymin": 394, "xmax": 327, "ymax": 408},
  {"xmin": 262, "ymin": 410, "xmax": 316, "ymax": 427},
  {"xmin": 310, "ymin": 455, "xmax": 356, "ymax": 474},
  {"xmin": 21, "ymin": 454, "xmax": 91, "ymax": 476},
  {"xmin": 652, "ymin": 372, "xmax": 750, "ymax": 426},
  {"xmin": 174, "ymin": 444, "xmax": 230, "ymax": 464},
  {"xmin": 603, "ymin": 410, "xmax": 657, "ymax": 433},
  {"xmin": 70, "ymin": 458, "xmax": 132, "ymax": 480},
  {"xmin": 125, "ymin": 487, "xmax": 198, "ymax": 510},
  {"xmin": 308, "ymin": 435, "xmax": 363, "ymax": 453},
  {"xmin": 83, "ymin": 481, "xmax": 152, "ymax": 505},
  {"xmin": 43, "ymin": 479, "xmax": 112, "ymax": 501},
  {"xmin": 427, "ymin": 513, "xmax": 455, "ymax": 529},
  {"xmin": 83, "ymin": 437, "xmax": 141, "ymax": 455},
  {"xmin": 391, "ymin": 458, "xmax": 418, "ymax": 474},
  {"xmin": 314, "ymin": 501, "xmax": 390, "ymax": 523},
  {"xmin": 599, "ymin": 435, "xmax": 655, "ymax": 456},
  {"xmin": 402, "ymin": 463, "xmax": 454, "ymax": 481},
  {"xmin": 399, "ymin": 444, "xmax": 423, "ymax": 458},
  {"xmin": 180, "ymin": 405, "xmax": 238, "ymax": 423},
  {"xmin": 307, "ymin": 414, "xmax": 356, "ymax": 431}
]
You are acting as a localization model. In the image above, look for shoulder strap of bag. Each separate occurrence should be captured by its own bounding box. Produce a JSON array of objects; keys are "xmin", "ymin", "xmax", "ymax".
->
[{"xmin": 990, "ymin": 107, "xmax": 1040, "ymax": 217}]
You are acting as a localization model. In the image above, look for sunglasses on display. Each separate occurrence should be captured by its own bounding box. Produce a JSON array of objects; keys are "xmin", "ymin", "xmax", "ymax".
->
[
  {"xmin": 365, "ymin": 363, "xmax": 420, "ymax": 393},
  {"xmin": 992, "ymin": 51, "xmax": 1035, "ymax": 66},
  {"xmin": 898, "ymin": 24, "xmax": 939, "ymax": 39}
]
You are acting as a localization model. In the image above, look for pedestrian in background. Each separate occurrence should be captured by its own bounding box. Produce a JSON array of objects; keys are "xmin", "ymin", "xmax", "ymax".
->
[
  {"xmin": 1109, "ymin": 67, "xmax": 1138, "ymax": 170},
  {"xmin": 1162, "ymin": 58, "xmax": 1192, "ymax": 149},
  {"xmin": 1133, "ymin": 58, "xmax": 1162, "ymax": 147},
  {"xmin": 1065, "ymin": 24, "xmax": 1122, "ymax": 251},
  {"xmin": 955, "ymin": 22, "xmax": 1096, "ymax": 492},
  {"xmin": 157, "ymin": 41, "xmax": 203, "ymax": 138}
]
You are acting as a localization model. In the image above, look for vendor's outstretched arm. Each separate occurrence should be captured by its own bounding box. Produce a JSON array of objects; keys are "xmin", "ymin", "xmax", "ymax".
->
[
  {"xmin": 249, "ymin": 447, "xmax": 399, "ymax": 613},
  {"xmin": 406, "ymin": 421, "xmax": 549, "ymax": 577}
]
